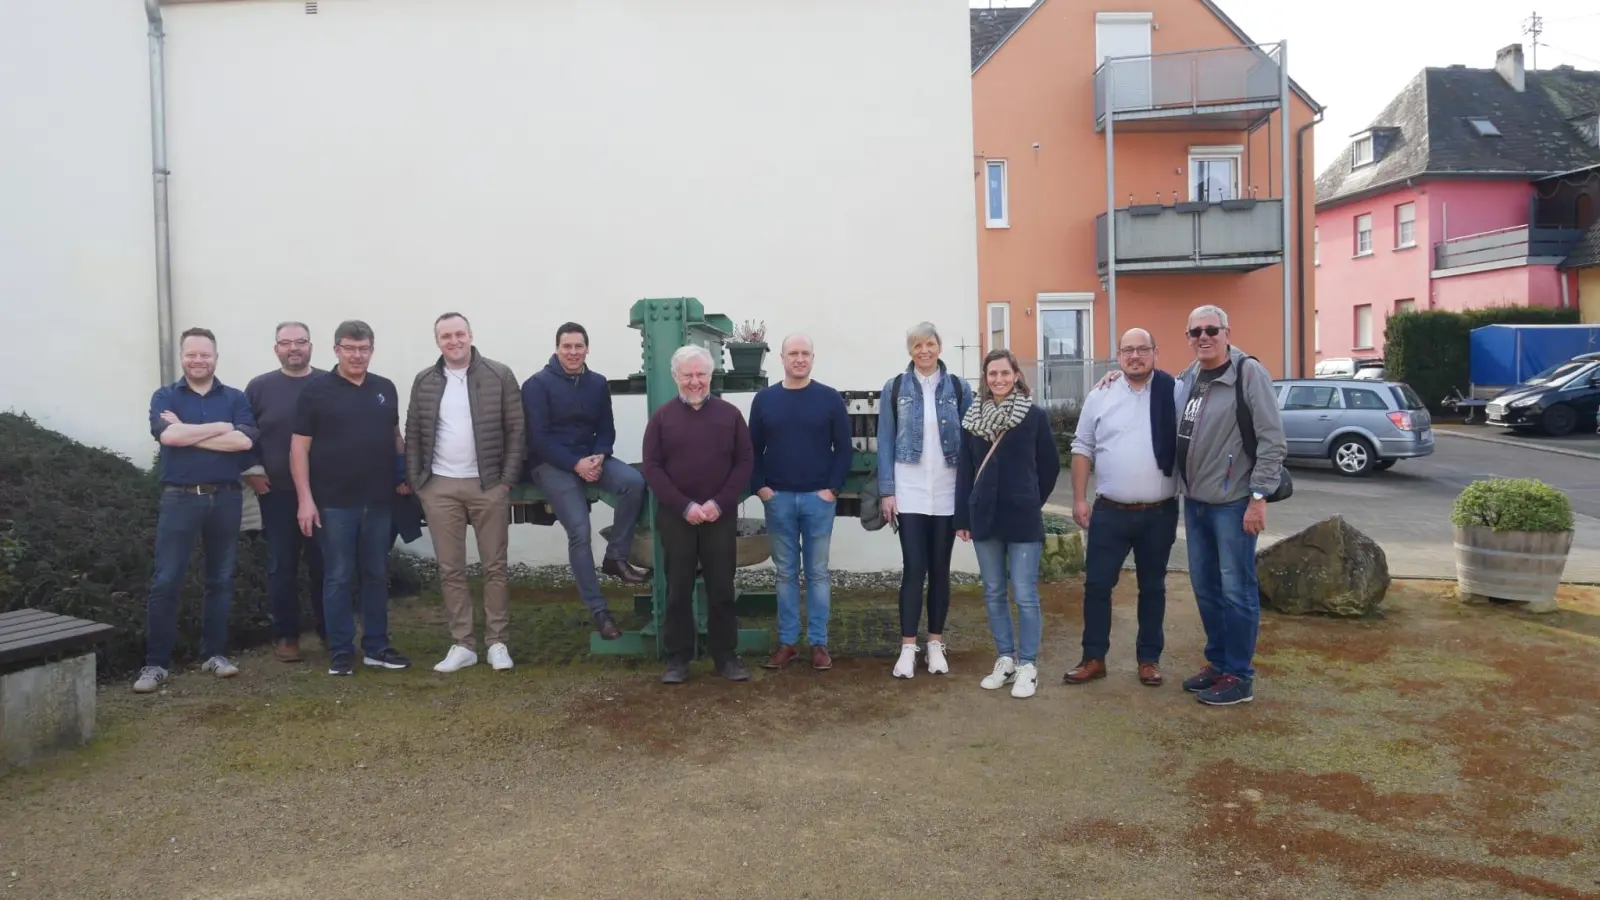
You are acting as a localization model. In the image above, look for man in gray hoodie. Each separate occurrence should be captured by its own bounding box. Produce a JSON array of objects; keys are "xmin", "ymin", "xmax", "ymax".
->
[{"xmin": 1171, "ymin": 305, "xmax": 1287, "ymax": 707}]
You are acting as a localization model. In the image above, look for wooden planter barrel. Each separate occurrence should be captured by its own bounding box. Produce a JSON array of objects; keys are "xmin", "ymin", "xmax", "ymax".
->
[{"xmin": 1452, "ymin": 525, "xmax": 1573, "ymax": 612}]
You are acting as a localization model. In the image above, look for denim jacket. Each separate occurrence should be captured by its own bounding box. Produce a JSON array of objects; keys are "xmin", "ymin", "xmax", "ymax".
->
[{"xmin": 875, "ymin": 361, "xmax": 973, "ymax": 497}]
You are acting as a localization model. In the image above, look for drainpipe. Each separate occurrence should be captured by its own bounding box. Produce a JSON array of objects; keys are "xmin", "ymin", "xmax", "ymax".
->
[
  {"xmin": 1294, "ymin": 104, "xmax": 1325, "ymax": 378},
  {"xmin": 146, "ymin": 0, "xmax": 176, "ymax": 384}
]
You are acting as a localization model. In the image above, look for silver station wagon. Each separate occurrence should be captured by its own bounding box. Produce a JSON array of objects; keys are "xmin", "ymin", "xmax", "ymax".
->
[{"xmin": 1272, "ymin": 378, "xmax": 1434, "ymax": 476}]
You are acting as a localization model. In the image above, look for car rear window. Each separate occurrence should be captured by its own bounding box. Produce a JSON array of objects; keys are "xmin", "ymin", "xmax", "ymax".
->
[{"xmin": 1389, "ymin": 384, "xmax": 1425, "ymax": 410}]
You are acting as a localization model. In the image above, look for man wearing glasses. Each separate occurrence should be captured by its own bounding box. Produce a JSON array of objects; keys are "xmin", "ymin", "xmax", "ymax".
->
[
  {"xmin": 245, "ymin": 321, "xmax": 326, "ymax": 662},
  {"xmin": 290, "ymin": 320, "xmax": 412, "ymax": 676},
  {"xmin": 1064, "ymin": 328, "xmax": 1179, "ymax": 691}
]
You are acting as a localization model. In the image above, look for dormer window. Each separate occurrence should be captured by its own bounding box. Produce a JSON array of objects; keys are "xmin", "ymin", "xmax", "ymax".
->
[
  {"xmin": 1468, "ymin": 117, "xmax": 1501, "ymax": 136},
  {"xmin": 1352, "ymin": 135, "xmax": 1374, "ymax": 167}
]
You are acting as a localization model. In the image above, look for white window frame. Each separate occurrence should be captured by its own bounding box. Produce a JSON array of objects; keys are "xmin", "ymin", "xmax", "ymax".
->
[
  {"xmin": 1354, "ymin": 304, "xmax": 1374, "ymax": 349},
  {"xmin": 1355, "ymin": 214, "xmax": 1373, "ymax": 256},
  {"xmin": 984, "ymin": 159, "xmax": 1009, "ymax": 229},
  {"xmin": 1314, "ymin": 313, "xmax": 1320, "ymax": 352},
  {"xmin": 1187, "ymin": 145, "xmax": 1243, "ymax": 202},
  {"xmin": 1352, "ymin": 134, "xmax": 1374, "ymax": 167},
  {"xmin": 1395, "ymin": 202, "xmax": 1416, "ymax": 248},
  {"xmin": 1395, "ymin": 298, "xmax": 1416, "ymax": 316},
  {"xmin": 1313, "ymin": 226, "xmax": 1320, "ymax": 266},
  {"xmin": 987, "ymin": 303, "xmax": 1011, "ymax": 353}
]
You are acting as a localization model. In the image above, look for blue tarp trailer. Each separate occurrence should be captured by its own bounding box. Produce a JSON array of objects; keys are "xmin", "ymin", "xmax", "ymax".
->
[{"xmin": 1468, "ymin": 324, "xmax": 1600, "ymax": 387}]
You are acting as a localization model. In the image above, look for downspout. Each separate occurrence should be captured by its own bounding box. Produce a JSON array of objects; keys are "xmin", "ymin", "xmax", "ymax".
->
[
  {"xmin": 146, "ymin": 0, "xmax": 176, "ymax": 384},
  {"xmin": 1294, "ymin": 104, "xmax": 1325, "ymax": 378}
]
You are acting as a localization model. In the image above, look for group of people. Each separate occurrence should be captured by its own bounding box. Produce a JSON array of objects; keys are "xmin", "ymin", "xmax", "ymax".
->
[{"xmin": 137, "ymin": 302, "xmax": 1284, "ymax": 708}]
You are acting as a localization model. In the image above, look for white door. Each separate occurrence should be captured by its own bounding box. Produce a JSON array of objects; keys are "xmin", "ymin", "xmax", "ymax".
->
[
  {"xmin": 1036, "ymin": 294, "xmax": 1096, "ymax": 410},
  {"xmin": 1095, "ymin": 14, "xmax": 1153, "ymax": 112}
]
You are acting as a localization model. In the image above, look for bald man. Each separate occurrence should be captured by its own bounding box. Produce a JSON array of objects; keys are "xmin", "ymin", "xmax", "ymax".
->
[{"xmin": 1064, "ymin": 327, "xmax": 1180, "ymax": 689}]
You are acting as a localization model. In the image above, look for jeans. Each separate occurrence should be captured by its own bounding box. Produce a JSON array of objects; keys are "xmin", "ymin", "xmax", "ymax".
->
[
  {"xmin": 657, "ymin": 510, "xmax": 739, "ymax": 665},
  {"xmin": 974, "ymin": 540, "xmax": 1042, "ymax": 666},
  {"xmin": 146, "ymin": 486, "xmax": 243, "ymax": 668},
  {"xmin": 533, "ymin": 459, "xmax": 646, "ymax": 616},
  {"xmin": 418, "ymin": 476, "xmax": 511, "ymax": 649},
  {"xmin": 897, "ymin": 513, "xmax": 955, "ymax": 638},
  {"xmin": 318, "ymin": 503, "xmax": 394, "ymax": 659},
  {"xmin": 1184, "ymin": 497, "xmax": 1260, "ymax": 679},
  {"xmin": 764, "ymin": 491, "xmax": 836, "ymax": 646},
  {"xmin": 258, "ymin": 489, "xmax": 325, "ymax": 642},
  {"xmin": 1081, "ymin": 498, "xmax": 1179, "ymax": 663}
]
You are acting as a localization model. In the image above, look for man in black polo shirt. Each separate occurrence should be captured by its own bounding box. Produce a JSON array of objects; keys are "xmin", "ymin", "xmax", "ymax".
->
[
  {"xmin": 136, "ymin": 327, "xmax": 259, "ymax": 695},
  {"xmin": 291, "ymin": 319, "xmax": 412, "ymax": 676}
]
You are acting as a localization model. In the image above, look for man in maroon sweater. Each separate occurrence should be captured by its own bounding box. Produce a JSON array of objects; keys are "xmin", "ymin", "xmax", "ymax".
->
[{"xmin": 641, "ymin": 345, "xmax": 756, "ymax": 684}]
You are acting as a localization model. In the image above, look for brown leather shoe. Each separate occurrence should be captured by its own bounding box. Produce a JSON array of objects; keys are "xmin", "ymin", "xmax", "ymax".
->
[
  {"xmin": 811, "ymin": 645, "xmax": 833, "ymax": 670},
  {"xmin": 1138, "ymin": 662, "xmax": 1163, "ymax": 687},
  {"xmin": 593, "ymin": 612, "xmax": 622, "ymax": 640},
  {"xmin": 1062, "ymin": 658, "xmax": 1107, "ymax": 684},
  {"xmin": 765, "ymin": 644, "xmax": 800, "ymax": 669},
  {"xmin": 601, "ymin": 558, "xmax": 648, "ymax": 584},
  {"xmin": 274, "ymin": 639, "xmax": 302, "ymax": 663}
]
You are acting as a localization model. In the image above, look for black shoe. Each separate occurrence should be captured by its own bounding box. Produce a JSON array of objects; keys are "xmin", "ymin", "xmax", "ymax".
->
[
  {"xmin": 363, "ymin": 647, "xmax": 410, "ymax": 670},
  {"xmin": 661, "ymin": 659, "xmax": 690, "ymax": 684},
  {"xmin": 601, "ymin": 558, "xmax": 648, "ymax": 584},
  {"xmin": 328, "ymin": 652, "xmax": 355, "ymax": 676},
  {"xmin": 717, "ymin": 657, "xmax": 751, "ymax": 682},
  {"xmin": 593, "ymin": 612, "xmax": 622, "ymax": 641}
]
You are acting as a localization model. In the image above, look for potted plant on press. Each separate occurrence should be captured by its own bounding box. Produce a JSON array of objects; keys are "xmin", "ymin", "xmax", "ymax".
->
[
  {"xmin": 726, "ymin": 319, "xmax": 769, "ymax": 375},
  {"xmin": 1451, "ymin": 477, "xmax": 1575, "ymax": 613}
]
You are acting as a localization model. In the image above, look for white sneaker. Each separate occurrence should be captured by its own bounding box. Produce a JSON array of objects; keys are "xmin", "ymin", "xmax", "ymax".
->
[
  {"xmin": 926, "ymin": 640, "xmax": 949, "ymax": 675},
  {"xmin": 201, "ymin": 656, "xmax": 239, "ymax": 678},
  {"xmin": 133, "ymin": 666, "xmax": 168, "ymax": 694},
  {"xmin": 980, "ymin": 656, "xmax": 1016, "ymax": 690},
  {"xmin": 892, "ymin": 644, "xmax": 918, "ymax": 679},
  {"xmin": 433, "ymin": 645, "xmax": 479, "ymax": 673},
  {"xmin": 486, "ymin": 643, "xmax": 513, "ymax": 671},
  {"xmin": 1011, "ymin": 663, "xmax": 1039, "ymax": 699}
]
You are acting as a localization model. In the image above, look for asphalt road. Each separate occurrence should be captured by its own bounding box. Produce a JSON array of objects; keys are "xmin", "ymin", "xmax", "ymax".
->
[{"xmin": 1051, "ymin": 432, "xmax": 1600, "ymax": 581}]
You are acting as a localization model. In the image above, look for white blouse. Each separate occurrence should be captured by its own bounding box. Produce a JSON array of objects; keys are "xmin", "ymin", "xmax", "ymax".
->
[{"xmin": 892, "ymin": 369, "xmax": 956, "ymax": 517}]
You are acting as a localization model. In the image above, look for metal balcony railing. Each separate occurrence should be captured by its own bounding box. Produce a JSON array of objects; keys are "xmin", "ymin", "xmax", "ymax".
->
[
  {"xmin": 1433, "ymin": 225, "xmax": 1584, "ymax": 270},
  {"xmin": 1093, "ymin": 43, "xmax": 1284, "ymax": 127},
  {"xmin": 1095, "ymin": 198, "xmax": 1284, "ymax": 273}
]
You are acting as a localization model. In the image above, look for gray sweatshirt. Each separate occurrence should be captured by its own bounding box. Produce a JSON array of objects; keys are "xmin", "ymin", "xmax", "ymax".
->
[{"xmin": 1172, "ymin": 346, "xmax": 1287, "ymax": 504}]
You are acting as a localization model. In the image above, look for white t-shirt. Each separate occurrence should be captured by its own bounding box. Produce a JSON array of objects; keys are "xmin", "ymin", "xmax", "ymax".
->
[
  {"xmin": 431, "ymin": 367, "xmax": 480, "ymax": 479},
  {"xmin": 892, "ymin": 370, "xmax": 956, "ymax": 517}
]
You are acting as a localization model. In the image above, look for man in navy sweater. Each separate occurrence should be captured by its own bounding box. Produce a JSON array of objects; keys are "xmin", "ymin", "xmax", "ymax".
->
[
  {"xmin": 521, "ymin": 322, "xmax": 647, "ymax": 641},
  {"xmin": 750, "ymin": 334, "xmax": 852, "ymax": 671}
]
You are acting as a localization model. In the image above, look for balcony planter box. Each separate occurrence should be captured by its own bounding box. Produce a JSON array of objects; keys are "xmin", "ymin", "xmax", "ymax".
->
[
  {"xmin": 725, "ymin": 340, "xmax": 769, "ymax": 375},
  {"xmin": 1127, "ymin": 204, "xmax": 1164, "ymax": 217},
  {"xmin": 1449, "ymin": 477, "xmax": 1574, "ymax": 614},
  {"xmin": 1220, "ymin": 198, "xmax": 1259, "ymax": 211},
  {"xmin": 1174, "ymin": 201, "xmax": 1209, "ymax": 214}
]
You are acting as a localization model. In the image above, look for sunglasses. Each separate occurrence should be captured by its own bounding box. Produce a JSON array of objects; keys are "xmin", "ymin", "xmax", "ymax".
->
[{"xmin": 1187, "ymin": 325, "xmax": 1223, "ymax": 338}]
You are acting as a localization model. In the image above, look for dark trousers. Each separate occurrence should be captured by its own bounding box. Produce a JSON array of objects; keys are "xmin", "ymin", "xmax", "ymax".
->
[
  {"xmin": 318, "ymin": 504, "xmax": 393, "ymax": 659},
  {"xmin": 146, "ymin": 486, "xmax": 243, "ymax": 668},
  {"xmin": 1081, "ymin": 497, "xmax": 1179, "ymax": 663},
  {"xmin": 259, "ymin": 489, "xmax": 325, "ymax": 641},
  {"xmin": 897, "ymin": 512, "xmax": 955, "ymax": 638},
  {"xmin": 657, "ymin": 510, "xmax": 738, "ymax": 664}
]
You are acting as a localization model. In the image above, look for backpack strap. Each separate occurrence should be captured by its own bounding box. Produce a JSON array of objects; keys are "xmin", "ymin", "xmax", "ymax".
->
[{"xmin": 1235, "ymin": 355, "xmax": 1259, "ymax": 464}]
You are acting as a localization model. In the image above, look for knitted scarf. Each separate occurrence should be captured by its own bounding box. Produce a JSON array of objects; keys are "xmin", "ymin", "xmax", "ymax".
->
[{"xmin": 961, "ymin": 391, "xmax": 1032, "ymax": 442}]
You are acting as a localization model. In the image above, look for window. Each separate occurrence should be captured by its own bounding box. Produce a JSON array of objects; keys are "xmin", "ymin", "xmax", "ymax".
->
[
  {"xmin": 1285, "ymin": 385, "xmax": 1343, "ymax": 410},
  {"xmin": 1395, "ymin": 203, "xmax": 1415, "ymax": 248},
  {"xmin": 1188, "ymin": 145, "xmax": 1242, "ymax": 202},
  {"xmin": 1355, "ymin": 214, "xmax": 1373, "ymax": 256},
  {"xmin": 1352, "ymin": 135, "xmax": 1374, "ymax": 167},
  {"xmin": 984, "ymin": 159, "xmax": 1008, "ymax": 228},
  {"xmin": 1343, "ymin": 388, "xmax": 1388, "ymax": 410},
  {"xmin": 1314, "ymin": 314, "xmax": 1320, "ymax": 352},
  {"xmin": 1395, "ymin": 298, "xmax": 1416, "ymax": 315},
  {"xmin": 1467, "ymin": 117, "xmax": 1500, "ymax": 136},
  {"xmin": 987, "ymin": 303, "xmax": 1010, "ymax": 352},
  {"xmin": 1354, "ymin": 304, "xmax": 1374, "ymax": 348},
  {"xmin": 1313, "ymin": 227, "xmax": 1320, "ymax": 266}
]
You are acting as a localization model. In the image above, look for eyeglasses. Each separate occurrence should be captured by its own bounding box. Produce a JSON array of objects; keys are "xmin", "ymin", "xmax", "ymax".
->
[
  {"xmin": 335, "ymin": 344, "xmax": 373, "ymax": 356},
  {"xmin": 1187, "ymin": 326, "xmax": 1223, "ymax": 338},
  {"xmin": 1119, "ymin": 346, "xmax": 1154, "ymax": 357},
  {"xmin": 275, "ymin": 339, "xmax": 310, "ymax": 349}
]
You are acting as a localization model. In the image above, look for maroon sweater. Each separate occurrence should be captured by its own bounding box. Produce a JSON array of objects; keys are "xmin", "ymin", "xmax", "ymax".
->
[{"xmin": 641, "ymin": 396, "xmax": 754, "ymax": 518}]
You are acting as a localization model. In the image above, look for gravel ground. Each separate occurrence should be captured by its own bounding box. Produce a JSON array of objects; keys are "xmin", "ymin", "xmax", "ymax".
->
[{"xmin": 2, "ymin": 580, "xmax": 1597, "ymax": 899}]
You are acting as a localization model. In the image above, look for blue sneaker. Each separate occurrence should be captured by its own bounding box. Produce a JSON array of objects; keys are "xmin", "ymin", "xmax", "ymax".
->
[{"xmin": 1196, "ymin": 674, "xmax": 1254, "ymax": 706}]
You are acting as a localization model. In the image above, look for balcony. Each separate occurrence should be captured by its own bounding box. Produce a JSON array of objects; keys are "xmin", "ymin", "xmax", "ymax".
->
[
  {"xmin": 1095, "ymin": 198, "xmax": 1284, "ymax": 274},
  {"xmin": 1432, "ymin": 225, "xmax": 1585, "ymax": 275},
  {"xmin": 1094, "ymin": 43, "xmax": 1285, "ymax": 132}
]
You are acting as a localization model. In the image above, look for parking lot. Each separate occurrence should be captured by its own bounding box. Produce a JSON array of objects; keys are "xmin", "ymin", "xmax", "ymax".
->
[{"xmin": 1052, "ymin": 430, "xmax": 1600, "ymax": 582}]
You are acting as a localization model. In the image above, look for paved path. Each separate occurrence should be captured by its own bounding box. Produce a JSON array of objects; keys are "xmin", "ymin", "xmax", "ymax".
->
[{"xmin": 1052, "ymin": 430, "xmax": 1600, "ymax": 582}]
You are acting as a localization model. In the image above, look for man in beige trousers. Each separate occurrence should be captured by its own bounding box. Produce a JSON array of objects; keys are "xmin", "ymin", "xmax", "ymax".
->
[{"xmin": 405, "ymin": 312, "xmax": 527, "ymax": 672}]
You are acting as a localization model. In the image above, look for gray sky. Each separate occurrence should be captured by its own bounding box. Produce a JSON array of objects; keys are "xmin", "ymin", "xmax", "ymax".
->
[{"xmin": 970, "ymin": 1, "xmax": 1600, "ymax": 175}]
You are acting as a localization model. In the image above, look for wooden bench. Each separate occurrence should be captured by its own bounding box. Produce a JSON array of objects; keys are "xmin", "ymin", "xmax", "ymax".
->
[{"xmin": 0, "ymin": 609, "xmax": 116, "ymax": 768}]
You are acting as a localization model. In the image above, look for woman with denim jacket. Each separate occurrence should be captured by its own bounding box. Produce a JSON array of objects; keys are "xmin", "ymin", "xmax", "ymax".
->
[
  {"xmin": 876, "ymin": 322, "xmax": 975, "ymax": 679},
  {"xmin": 955, "ymin": 349, "xmax": 1061, "ymax": 699}
]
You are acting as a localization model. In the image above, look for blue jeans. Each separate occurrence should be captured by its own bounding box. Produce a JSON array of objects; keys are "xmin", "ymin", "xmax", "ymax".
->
[
  {"xmin": 1082, "ymin": 498, "xmax": 1178, "ymax": 662},
  {"xmin": 146, "ymin": 486, "xmax": 243, "ymax": 668},
  {"xmin": 763, "ymin": 491, "xmax": 836, "ymax": 646},
  {"xmin": 1184, "ymin": 497, "xmax": 1260, "ymax": 679},
  {"xmin": 259, "ymin": 490, "xmax": 325, "ymax": 641},
  {"xmin": 532, "ymin": 459, "xmax": 646, "ymax": 617},
  {"xmin": 974, "ymin": 540, "xmax": 1042, "ymax": 666},
  {"xmin": 318, "ymin": 504, "xmax": 394, "ymax": 659}
]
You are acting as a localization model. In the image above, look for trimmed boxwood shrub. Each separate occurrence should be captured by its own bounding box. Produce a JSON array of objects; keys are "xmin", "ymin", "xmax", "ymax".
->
[
  {"xmin": 1451, "ymin": 477, "xmax": 1574, "ymax": 533},
  {"xmin": 1386, "ymin": 306, "xmax": 1579, "ymax": 411}
]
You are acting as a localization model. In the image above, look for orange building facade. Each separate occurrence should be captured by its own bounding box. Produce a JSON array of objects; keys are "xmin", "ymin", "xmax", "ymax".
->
[{"xmin": 971, "ymin": 1, "xmax": 1322, "ymax": 404}]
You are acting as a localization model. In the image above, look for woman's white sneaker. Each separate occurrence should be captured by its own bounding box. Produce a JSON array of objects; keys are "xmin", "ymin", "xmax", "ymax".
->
[
  {"xmin": 925, "ymin": 640, "xmax": 949, "ymax": 675},
  {"xmin": 486, "ymin": 643, "xmax": 513, "ymax": 671},
  {"xmin": 433, "ymin": 645, "xmax": 478, "ymax": 673},
  {"xmin": 980, "ymin": 656, "xmax": 1016, "ymax": 690},
  {"xmin": 892, "ymin": 644, "xmax": 919, "ymax": 679},
  {"xmin": 1011, "ymin": 663, "xmax": 1039, "ymax": 698}
]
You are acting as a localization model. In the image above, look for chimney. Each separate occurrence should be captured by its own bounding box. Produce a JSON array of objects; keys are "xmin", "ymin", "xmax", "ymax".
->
[{"xmin": 1496, "ymin": 44, "xmax": 1525, "ymax": 92}]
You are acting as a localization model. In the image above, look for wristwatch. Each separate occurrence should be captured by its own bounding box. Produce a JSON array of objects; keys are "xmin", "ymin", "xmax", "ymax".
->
[{"xmin": 1251, "ymin": 491, "xmax": 1266, "ymax": 501}]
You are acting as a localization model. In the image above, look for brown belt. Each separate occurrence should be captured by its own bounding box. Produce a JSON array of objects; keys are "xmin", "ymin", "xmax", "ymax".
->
[{"xmin": 1094, "ymin": 497, "xmax": 1175, "ymax": 511}]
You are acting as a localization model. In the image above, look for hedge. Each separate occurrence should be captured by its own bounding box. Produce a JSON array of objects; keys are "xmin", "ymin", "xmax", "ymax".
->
[{"xmin": 1385, "ymin": 306, "xmax": 1580, "ymax": 411}]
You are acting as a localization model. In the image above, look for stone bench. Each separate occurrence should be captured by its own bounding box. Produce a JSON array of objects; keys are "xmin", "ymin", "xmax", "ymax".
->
[{"xmin": 0, "ymin": 609, "xmax": 116, "ymax": 768}]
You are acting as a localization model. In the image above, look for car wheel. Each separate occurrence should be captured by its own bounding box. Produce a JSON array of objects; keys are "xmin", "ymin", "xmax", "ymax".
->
[
  {"xmin": 1375, "ymin": 459, "xmax": 1396, "ymax": 471},
  {"xmin": 1330, "ymin": 436, "xmax": 1376, "ymax": 476},
  {"xmin": 1540, "ymin": 404, "xmax": 1577, "ymax": 437}
]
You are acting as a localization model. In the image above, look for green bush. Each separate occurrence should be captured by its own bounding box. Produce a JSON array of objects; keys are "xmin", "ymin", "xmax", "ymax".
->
[
  {"xmin": 1387, "ymin": 306, "xmax": 1580, "ymax": 411},
  {"xmin": 1450, "ymin": 477, "xmax": 1574, "ymax": 533}
]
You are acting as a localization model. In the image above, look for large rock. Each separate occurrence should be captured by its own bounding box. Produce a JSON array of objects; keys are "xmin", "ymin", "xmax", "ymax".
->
[{"xmin": 1255, "ymin": 515, "xmax": 1389, "ymax": 616}]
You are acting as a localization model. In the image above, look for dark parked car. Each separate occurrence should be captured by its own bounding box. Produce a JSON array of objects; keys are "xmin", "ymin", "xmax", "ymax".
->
[{"xmin": 1485, "ymin": 354, "xmax": 1600, "ymax": 436}]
